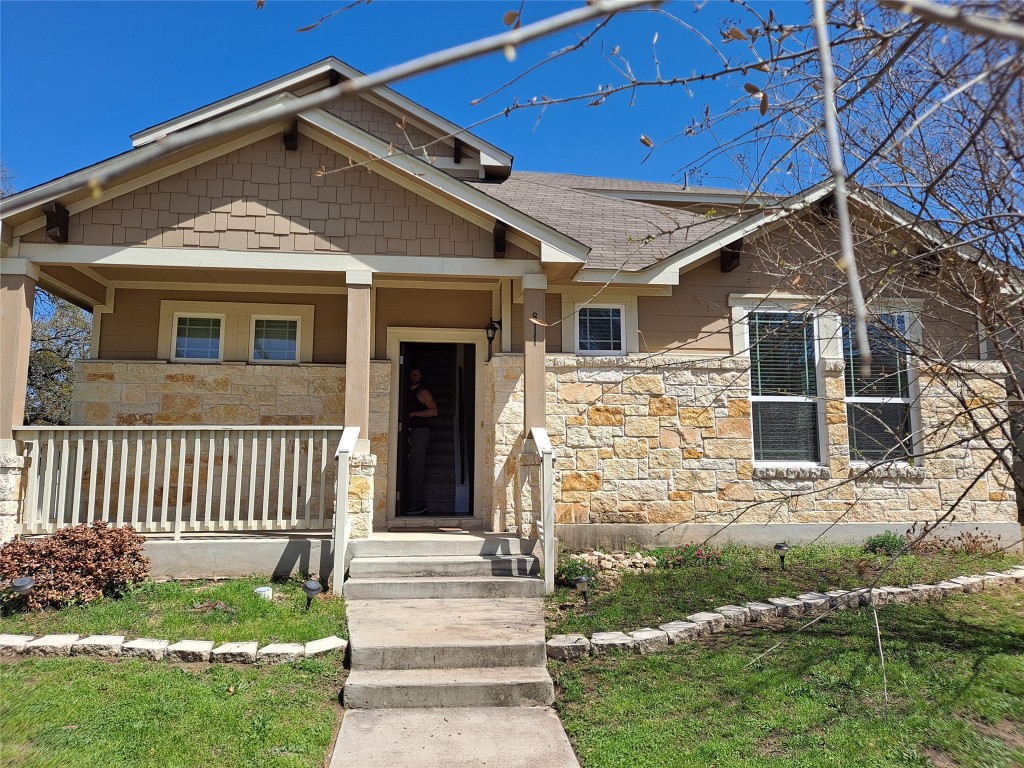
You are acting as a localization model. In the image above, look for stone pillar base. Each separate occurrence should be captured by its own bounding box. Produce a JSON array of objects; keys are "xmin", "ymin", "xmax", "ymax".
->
[
  {"xmin": 516, "ymin": 451, "xmax": 541, "ymax": 539},
  {"xmin": 347, "ymin": 453, "xmax": 377, "ymax": 540},
  {"xmin": 0, "ymin": 439, "xmax": 25, "ymax": 544}
]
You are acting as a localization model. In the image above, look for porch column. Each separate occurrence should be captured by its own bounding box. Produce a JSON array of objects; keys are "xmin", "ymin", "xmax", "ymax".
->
[
  {"xmin": 522, "ymin": 273, "xmax": 547, "ymax": 432},
  {"xmin": 0, "ymin": 259, "xmax": 38, "ymax": 440},
  {"xmin": 344, "ymin": 269, "xmax": 372, "ymax": 451}
]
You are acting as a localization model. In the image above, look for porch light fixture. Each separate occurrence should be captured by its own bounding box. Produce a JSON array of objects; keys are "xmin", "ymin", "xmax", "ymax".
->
[
  {"xmin": 774, "ymin": 542, "xmax": 791, "ymax": 571},
  {"xmin": 302, "ymin": 579, "xmax": 323, "ymax": 610},
  {"xmin": 10, "ymin": 576, "xmax": 35, "ymax": 595},
  {"xmin": 572, "ymin": 575, "xmax": 590, "ymax": 605},
  {"xmin": 485, "ymin": 320, "xmax": 501, "ymax": 362}
]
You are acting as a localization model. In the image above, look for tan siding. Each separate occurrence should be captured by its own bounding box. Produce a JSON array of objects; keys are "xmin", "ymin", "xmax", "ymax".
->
[
  {"xmin": 100, "ymin": 289, "xmax": 346, "ymax": 363},
  {"xmin": 324, "ymin": 94, "xmax": 463, "ymax": 161},
  {"xmin": 22, "ymin": 134, "xmax": 495, "ymax": 259},
  {"xmin": 41, "ymin": 266, "xmax": 107, "ymax": 305},
  {"xmin": 373, "ymin": 288, "xmax": 492, "ymax": 358}
]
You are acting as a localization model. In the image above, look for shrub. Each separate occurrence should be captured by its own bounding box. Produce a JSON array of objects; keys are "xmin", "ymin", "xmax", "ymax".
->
[
  {"xmin": 555, "ymin": 556, "xmax": 598, "ymax": 587},
  {"xmin": 863, "ymin": 530, "xmax": 906, "ymax": 556},
  {"xmin": 904, "ymin": 522, "xmax": 1003, "ymax": 555},
  {"xmin": 0, "ymin": 522, "xmax": 150, "ymax": 611},
  {"xmin": 653, "ymin": 544, "xmax": 723, "ymax": 568}
]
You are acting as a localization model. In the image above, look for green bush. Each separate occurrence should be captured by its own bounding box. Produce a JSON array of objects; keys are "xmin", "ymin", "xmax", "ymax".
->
[
  {"xmin": 863, "ymin": 530, "xmax": 906, "ymax": 556},
  {"xmin": 652, "ymin": 543, "xmax": 723, "ymax": 568},
  {"xmin": 555, "ymin": 557, "xmax": 598, "ymax": 587},
  {"xmin": 0, "ymin": 522, "xmax": 150, "ymax": 611}
]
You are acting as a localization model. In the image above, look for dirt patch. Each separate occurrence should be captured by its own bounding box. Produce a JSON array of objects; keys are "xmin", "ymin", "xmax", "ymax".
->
[
  {"xmin": 969, "ymin": 717, "xmax": 1024, "ymax": 750},
  {"xmin": 922, "ymin": 746, "xmax": 959, "ymax": 768}
]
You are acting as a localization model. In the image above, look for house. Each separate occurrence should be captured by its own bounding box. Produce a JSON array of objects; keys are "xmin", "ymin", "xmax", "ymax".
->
[{"xmin": 0, "ymin": 58, "xmax": 1019, "ymax": 579}]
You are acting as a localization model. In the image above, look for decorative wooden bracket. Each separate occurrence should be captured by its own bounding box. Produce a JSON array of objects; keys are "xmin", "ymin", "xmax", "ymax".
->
[
  {"xmin": 816, "ymin": 193, "xmax": 837, "ymax": 220},
  {"xmin": 720, "ymin": 239, "xmax": 742, "ymax": 272},
  {"xmin": 328, "ymin": 70, "xmax": 341, "ymax": 87},
  {"xmin": 453, "ymin": 138, "xmax": 464, "ymax": 164},
  {"xmin": 493, "ymin": 221, "xmax": 507, "ymax": 258},
  {"xmin": 283, "ymin": 121, "xmax": 299, "ymax": 151},
  {"xmin": 43, "ymin": 202, "xmax": 69, "ymax": 243}
]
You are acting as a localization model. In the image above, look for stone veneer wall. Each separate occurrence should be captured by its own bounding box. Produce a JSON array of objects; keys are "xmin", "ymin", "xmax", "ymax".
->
[{"xmin": 489, "ymin": 354, "xmax": 1017, "ymax": 531}]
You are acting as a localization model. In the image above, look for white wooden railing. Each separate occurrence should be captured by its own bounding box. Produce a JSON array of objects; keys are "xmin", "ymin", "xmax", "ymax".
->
[
  {"xmin": 14, "ymin": 426, "xmax": 343, "ymax": 538},
  {"xmin": 332, "ymin": 426, "xmax": 360, "ymax": 587},
  {"xmin": 526, "ymin": 426, "xmax": 555, "ymax": 595}
]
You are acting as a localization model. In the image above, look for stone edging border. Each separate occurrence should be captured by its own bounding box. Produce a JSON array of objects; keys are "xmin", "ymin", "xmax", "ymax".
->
[
  {"xmin": 547, "ymin": 567, "xmax": 1024, "ymax": 660},
  {"xmin": 0, "ymin": 633, "xmax": 347, "ymax": 664}
]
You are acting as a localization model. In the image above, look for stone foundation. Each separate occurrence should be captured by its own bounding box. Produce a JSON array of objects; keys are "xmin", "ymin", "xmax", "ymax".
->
[
  {"xmin": 0, "ymin": 441, "xmax": 25, "ymax": 543},
  {"xmin": 348, "ymin": 452, "xmax": 377, "ymax": 539}
]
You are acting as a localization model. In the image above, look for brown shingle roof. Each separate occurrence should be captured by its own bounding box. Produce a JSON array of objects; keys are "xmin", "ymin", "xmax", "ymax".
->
[{"xmin": 467, "ymin": 172, "xmax": 742, "ymax": 271}]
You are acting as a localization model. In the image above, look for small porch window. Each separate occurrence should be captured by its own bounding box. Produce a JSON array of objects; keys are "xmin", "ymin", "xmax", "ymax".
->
[
  {"xmin": 173, "ymin": 315, "xmax": 223, "ymax": 362},
  {"xmin": 251, "ymin": 317, "xmax": 299, "ymax": 363},
  {"xmin": 576, "ymin": 306, "xmax": 624, "ymax": 354}
]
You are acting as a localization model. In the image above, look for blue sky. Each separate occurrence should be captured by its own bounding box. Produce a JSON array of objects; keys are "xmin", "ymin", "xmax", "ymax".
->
[{"xmin": 1, "ymin": 1, "xmax": 811, "ymax": 194}]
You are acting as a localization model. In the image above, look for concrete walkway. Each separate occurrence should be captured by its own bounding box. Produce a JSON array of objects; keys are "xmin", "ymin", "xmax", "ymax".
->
[{"xmin": 328, "ymin": 533, "xmax": 580, "ymax": 768}]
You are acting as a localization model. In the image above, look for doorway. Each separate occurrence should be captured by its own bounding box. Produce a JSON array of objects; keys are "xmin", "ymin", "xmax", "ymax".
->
[{"xmin": 396, "ymin": 341, "xmax": 476, "ymax": 518}]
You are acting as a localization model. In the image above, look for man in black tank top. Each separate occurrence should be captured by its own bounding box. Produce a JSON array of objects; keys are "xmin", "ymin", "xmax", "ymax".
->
[{"xmin": 406, "ymin": 367, "xmax": 437, "ymax": 514}]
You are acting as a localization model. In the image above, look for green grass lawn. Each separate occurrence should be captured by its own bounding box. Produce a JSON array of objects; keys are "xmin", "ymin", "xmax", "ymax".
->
[
  {"xmin": 552, "ymin": 589, "xmax": 1024, "ymax": 768},
  {"xmin": 0, "ymin": 577, "xmax": 346, "ymax": 644},
  {"xmin": 0, "ymin": 656, "xmax": 344, "ymax": 768},
  {"xmin": 549, "ymin": 544, "xmax": 1024, "ymax": 637}
]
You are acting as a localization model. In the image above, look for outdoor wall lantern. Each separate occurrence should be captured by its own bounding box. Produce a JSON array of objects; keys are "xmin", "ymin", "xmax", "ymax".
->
[
  {"xmin": 10, "ymin": 576, "xmax": 35, "ymax": 595},
  {"xmin": 774, "ymin": 542, "xmax": 791, "ymax": 571},
  {"xmin": 302, "ymin": 579, "xmax": 323, "ymax": 610},
  {"xmin": 485, "ymin": 319, "xmax": 501, "ymax": 362},
  {"xmin": 573, "ymin": 575, "xmax": 590, "ymax": 605}
]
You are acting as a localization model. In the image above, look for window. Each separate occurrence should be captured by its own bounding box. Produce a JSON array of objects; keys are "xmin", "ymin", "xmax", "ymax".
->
[
  {"xmin": 251, "ymin": 318, "xmax": 299, "ymax": 363},
  {"xmin": 749, "ymin": 311, "xmax": 821, "ymax": 463},
  {"xmin": 577, "ymin": 306, "xmax": 624, "ymax": 354},
  {"xmin": 844, "ymin": 314, "xmax": 913, "ymax": 462},
  {"xmin": 173, "ymin": 315, "xmax": 223, "ymax": 362}
]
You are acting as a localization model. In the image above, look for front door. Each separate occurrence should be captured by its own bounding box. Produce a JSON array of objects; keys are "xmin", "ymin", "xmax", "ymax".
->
[{"xmin": 396, "ymin": 342, "xmax": 476, "ymax": 517}]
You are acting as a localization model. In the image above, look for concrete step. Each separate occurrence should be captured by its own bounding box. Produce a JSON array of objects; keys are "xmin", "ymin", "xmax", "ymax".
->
[
  {"xmin": 329, "ymin": 708, "xmax": 581, "ymax": 768},
  {"xmin": 349, "ymin": 554, "xmax": 539, "ymax": 578},
  {"xmin": 348, "ymin": 533, "xmax": 536, "ymax": 559},
  {"xmin": 343, "ymin": 666, "xmax": 555, "ymax": 708},
  {"xmin": 347, "ymin": 597, "xmax": 546, "ymax": 670},
  {"xmin": 342, "ymin": 575, "xmax": 545, "ymax": 600}
]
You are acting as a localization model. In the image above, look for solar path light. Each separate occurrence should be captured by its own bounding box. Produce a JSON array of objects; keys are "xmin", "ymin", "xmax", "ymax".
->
[{"xmin": 774, "ymin": 542, "xmax": 791, "ymax": 571}]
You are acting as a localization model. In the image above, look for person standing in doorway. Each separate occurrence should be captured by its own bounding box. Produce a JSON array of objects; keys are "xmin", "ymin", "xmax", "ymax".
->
[{"xmin": 406, "ymin": 367, "xmax": 437, "ymax": 514}]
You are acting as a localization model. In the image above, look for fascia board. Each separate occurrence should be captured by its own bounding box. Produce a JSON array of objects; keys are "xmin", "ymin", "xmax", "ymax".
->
[
  {"xmin": 592, "ymin": 189, "xmax": 778, "ymax": 206},
  {"xmin": 296, "ymin": 104, "xmax": 588, "ymax": 262}
]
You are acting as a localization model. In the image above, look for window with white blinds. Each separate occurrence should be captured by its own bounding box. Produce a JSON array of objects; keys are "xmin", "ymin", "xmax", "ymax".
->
[
  {"xmin": 844, "ymin": 314, "xmax": 913, "ymax": 462},
  {"xmin": 749, "ymin": 311, "xmax": 821, "ymax": 462},
  {"xmin": 577, "ymin": 306, "xmax": 624, "ymax": 354}
]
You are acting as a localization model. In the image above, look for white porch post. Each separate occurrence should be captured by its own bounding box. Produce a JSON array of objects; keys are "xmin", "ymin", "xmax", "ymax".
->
[
  {"xmin": 344, "ymin": 270, "xmax": 372, "ymax": 453},
  {"xmin": 522, "ymin": 273, "xmax": 547, "ymax": 432}
]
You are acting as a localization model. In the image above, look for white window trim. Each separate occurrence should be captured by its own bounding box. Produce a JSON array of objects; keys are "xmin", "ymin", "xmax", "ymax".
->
[
  {"xmin": 574, "ymin": 303, "xmax": 627, "ymax": 356},
  {"xmin": 158, "ymin": 301, "xmax": 314, "ymax": 363},
  {"xmin": 171, "ymin": 312, "xmax": 225, "ymax": 363},
  {"xmin": 249, "ymin": 315, "xmax": 302, "ymax": 364},
  {"xmin": 843, "ymin": 310, "xmax": 921, "ymax": 467},
  {"xmin": 736, "ymin": 297, "xmax": 828, "ymax": 467}
]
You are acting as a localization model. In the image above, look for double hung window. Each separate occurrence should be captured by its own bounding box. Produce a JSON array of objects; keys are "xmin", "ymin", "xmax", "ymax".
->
[
  {"xmin": 749, "ymin": 311, "xmax": 821, "ymax": 462},
  {"xmin": 843, "ymin": 314, "xmax": 913, "ymax": 462},
  {"xmin": 173, "ymin": 315, "xmax": 223, "ymax": 362},
  {"xmin": 251, "ymin": 318, "xmax": 299, "ymax": 363}
]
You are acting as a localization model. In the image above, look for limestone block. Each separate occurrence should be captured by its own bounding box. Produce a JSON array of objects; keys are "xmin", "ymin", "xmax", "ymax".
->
[
  {"xmin": 648, "ymin": 396, "xmax": 677, "ymax": 416},
  {"xmin": 561, "ymin": 472, "xmax": 601, "ymax": 492},
  {"xmin": 907, "ymin": 584, "xmax": 941, "ymax": 602},
  {"xmin": 825, "ymin": 590, "xmax": 861, "ymax": 609},
  {"xmin": 257, "ymin": 643, "xmax": 306, "ymax": 663},
  {"xmin": 71, "ymin": 635, "xmax": 125, "ymax": 657},
  {"xmin": 686, "ymin": 612, "xmax": 727, "ymax": 633},
  {"xmin": 588, "ymin": 406, "xmax": 624, "ymax": 426},
  {"xmin": 715, "ymin": 605, "xmax": 751, "ymax": 627},
  {"xmin": 949, "ymin": 576, "xmax": 984, "ymax": 593},
  {"xmin": 767, "ymin": 598, "xmax": 805, "ymax": 618},
  {"xmin": 167, "ymin": 640, "xmax": 215, "ymax": 662},
  {"xmin": 121, "ymin": 638, "xmax": 170, "ymax": 660},
  {"xmin": 678, "ymin": 407, "xmax": 715, "ymax": 428},
  {"xmin": 982, "ymin": 571, "xmax": 1013, "ymax": 588},
  {"xmin": 659, "ymin": 621, "xmax": 702, "ymax": 643},
  {"xmin": 546, "ymin": 634, "xmax": 591, "ymax": 661},
  {"xmin": 745, "ymin": 602, "xmax": 780, "ymax": 621},
  {"xmin": 624, "ymin": 418, "xmax": 660, "ymax": 438},
  {"xmin": 796, "ymin": 593, "xmax": 832, "ymax": 615},
  {"xmin": 613, "ymin": 438, "xmax": 648, "ymax": 458},
  {"xmin": 305, "ymin": 635, "xmax": 348, "ymax": 658},
  {"xmin": 880, "ymin": 587, "xmax": 914, "ymax": 605},
  {"xmin": 629, "ymin": 628, "xmax": 670, "ymax": 654},
  {"xmin": 617, "ymin": 480, "xmax": 668, "ymax": 502},
  {"xmin": 0, "ymin": 634, "xmax": 34, "ymax": 657},
  {"xmin": 622, "ymin": 375, "xmax": 664, "ymax": 395},
  {"xmin": 211, "ymin": 642, "xmax": 259, "ymax": 664},
  {"xmin": 934, "ymin": 581, "xmax": 965, "ymax": 597},
  {"xmin": 590, "ymin": 631, "xmax": 636, "ymax": 654},
  {"xmin": 25, "ymin": 634, "xmax": 80, "ymax": 657},
  {"xmin": 558, "ymin": 383, "xmax": 604, "ymax": 403}
]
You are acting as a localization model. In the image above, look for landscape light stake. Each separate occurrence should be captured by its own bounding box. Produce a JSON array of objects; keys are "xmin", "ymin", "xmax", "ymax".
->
[
  {"xmin": 10, "ymin": 577, "xmax": 35, "ymax": 595},
  {"xmin": 573, "ymin": 575, "xmax": 590, "ymax": 606},
  {"xmin": 302, "ymin": 580, "xmax": 323, "ymax": 610},
  {"xmin": 774, "ymin": 543, "xmax": 791, "ymax": 571}
]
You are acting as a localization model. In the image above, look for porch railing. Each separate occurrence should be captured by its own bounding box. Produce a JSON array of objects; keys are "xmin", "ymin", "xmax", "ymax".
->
[
  {"xmin": 14, "ymin": 426, "xmax": 343, "ymax": 538},
  {"xmin": 332, "ymin": 426, "xmax": 360, "ymax": 588},
  {"xmin": 526, "ymin": 426, "xmax": 555, "ymax": 595}
]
